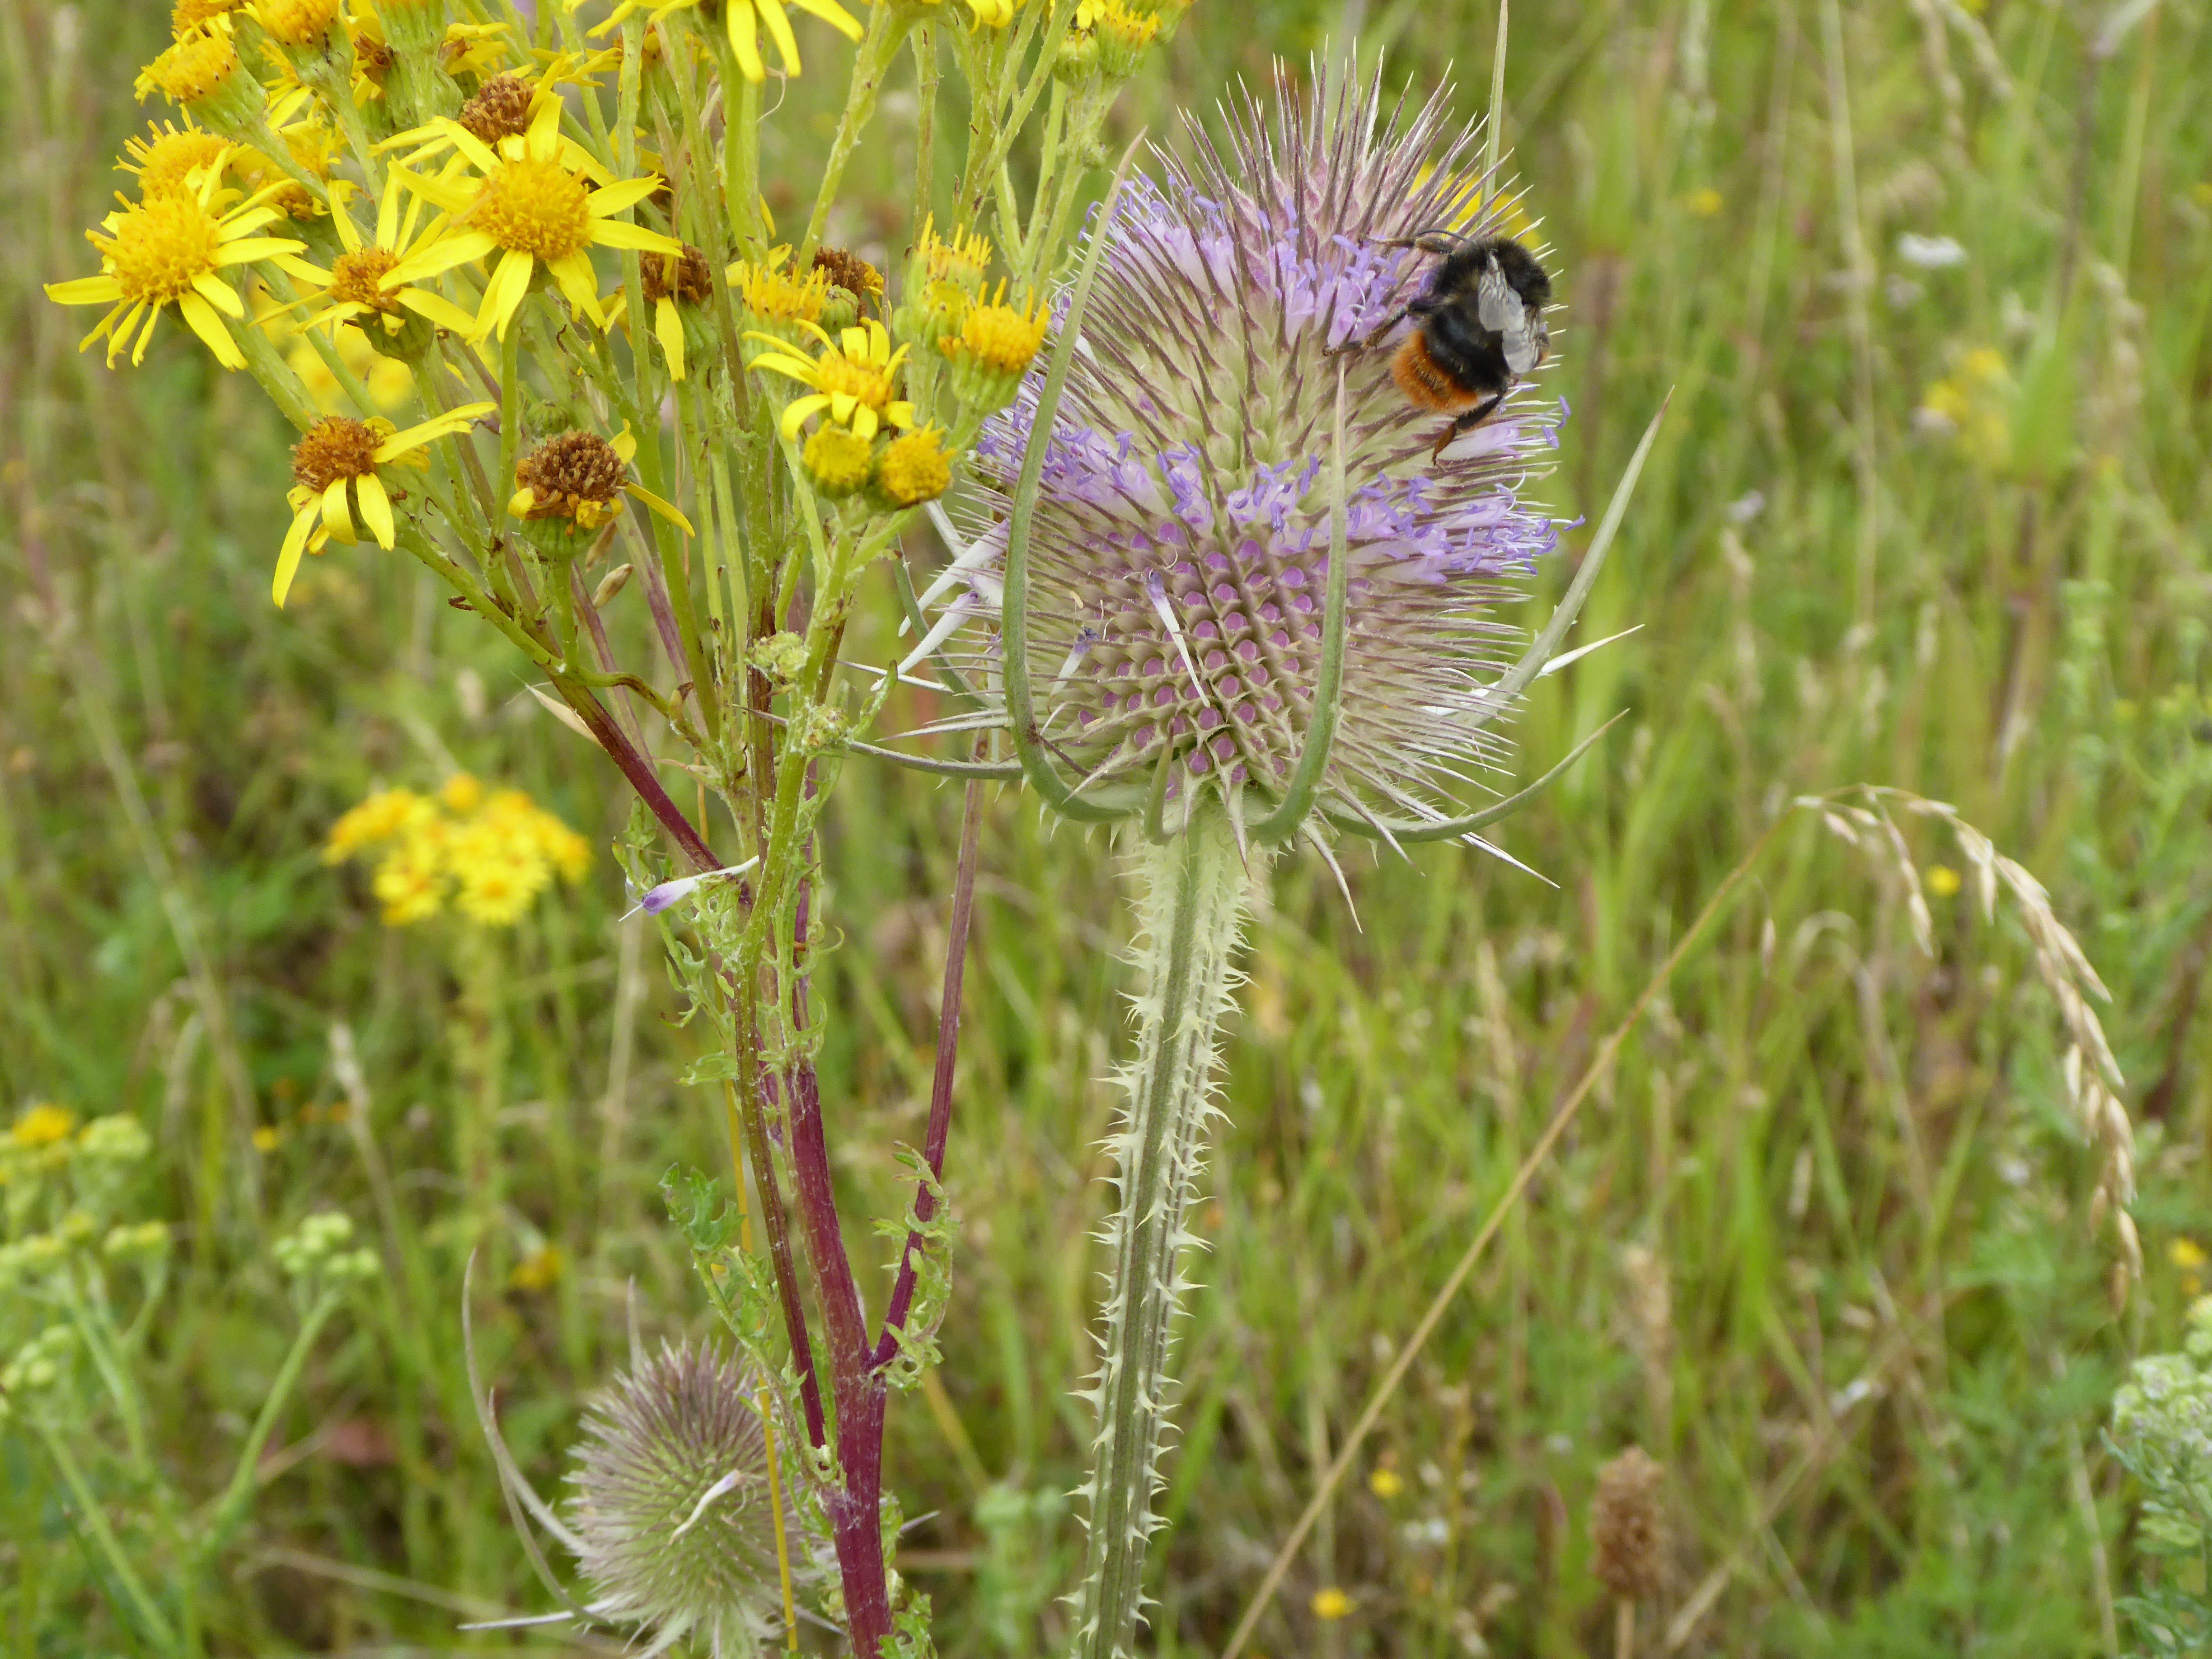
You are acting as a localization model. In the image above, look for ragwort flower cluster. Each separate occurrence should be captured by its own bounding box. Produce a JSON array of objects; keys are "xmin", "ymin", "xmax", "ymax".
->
[{"xmin": 324, "ymin": 774, "xmax": 590, "ymax": 926}]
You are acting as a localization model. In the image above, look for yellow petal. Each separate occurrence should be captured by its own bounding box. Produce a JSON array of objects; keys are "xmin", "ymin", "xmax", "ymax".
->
[
  {"xmin": 213, "ymin": 236, "xmax": 309, "ymax": 268},
  {"xmin": 756, "ymin": 0, "xmax": 801, "ymax": 75},
  {"xmin": 356, "ymin": 470, "xmax": 397, "ymax": 548},
  {"xmin": 375, "ymin": 176, "xmax": 402, "ymax": 248},
  {"xmin": 393, "ymin": 286, "xmax": 480, "ymax": 334},
  {"xmin": 611, "ymin": 426, "xmax": 637, "ymax": 462},
  {"xmin": 478, "ymin": 248, "xmax": 536, "ymax": 340},
  {"xmin": 585, "ymin": 175, "xmax": 663, "ymax": 217},
  {"xmin": 191, "ymin": 272, "xmax": 245, "ymax": 317},
  {"xmin": 394, "ymin": 164, "xmax": 476, "ymax": 215},
  {"xmin": 384, "ymin": 229, "xmax": 499, "ymax": 286},
  {"xmin": 127, "ymin": 302, "xmax": 161, "ymax": 366},
  {"xmin": 333, "ymin": 200, "xmax": 363, "ymax": 254},
  {"xmin": 655, "ymin": 296, "xmax": 686, "ymax": 381},
  {"xmin": 524, "ymin": 97, "xmax": 562, "ymax": 162},
  {"xmin": 787, "ymin": 0, "xmax": 863, "ymax": 39},
  {"xmin": 374, "ymin": 401, "xmax": 493, "ymax": 457},
  {"xmin": 271, "ymin": 254, "xmax": 331, "ymax": 284},
  {"xmin": 726, "ymin": 0, "xmax": 766, "ymax": 81},
  {"xmin": 829, "ymin": 391, "xmax": 858, "ymax": 422},
  {"xmin": 435, "ymin": 117, "xmax": 504, "ymax": 176},
  {"xmin": 589, "ymin": 220, "xmax": 684, "ymax": 255},
  {"xmin": 508, "ymin": 486, "xmax": 537, "ymax": 518},
  {"xmin": 625, "ymin": 483, "xmax": 694, "ymax": 536},
  {"xmin": 546, "ymin": 250, "xmax": 603, "ymax": 325},
  {"xmin": 322, "ymin": 476, "xmax": 356, "ymax": 542},
  {"xmin": 778, "ymin": 394, "xmax": 830, "ymax": 440},
  {"xmin": 885, "ymin": 400, "xmax": 915, "ymax": 430},
  {"xmin": 273, "ymin": 502, "xmax": 319, "ymax": 608},
  {"xmin": 177, "ymin": 290, "xmax": 245, "ymax": 369},
  {"xmin": 749, "ymin": 351, "xmax": 817, "ymax": 384},
  {"xmin": 848, "ymin": 403, "xmax": 877, "ymax": 441},
  {"xmin": 46, "ymin": 275, "xmax": 123, "ymax": 305}
]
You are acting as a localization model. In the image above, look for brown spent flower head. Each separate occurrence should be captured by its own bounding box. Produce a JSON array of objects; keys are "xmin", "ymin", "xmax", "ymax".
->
[
  {"xmin": 642, "ymin": 244, "xmax": 713, "ymax": 307},
  {"xmin": 354, "ymin": 32, "xmax": 394, "ymax": 78},
  {"xmin": 291, "ymin": 417, "xmax": 385, "ymax": 493},
  {"xmin": 812, "ymin": 244, "xmax": 882, "ymax": 305},
  {"xmin": 514, "ymin": 431, "xmax": 627, "ymax": 523},
  {"xmin": 457, "ymin": 73, "xmax": 534, "ymax": 145},
  {"xmin": 1590, "ymin": 1446, "xmax": 1668, "ymax": 1603}
]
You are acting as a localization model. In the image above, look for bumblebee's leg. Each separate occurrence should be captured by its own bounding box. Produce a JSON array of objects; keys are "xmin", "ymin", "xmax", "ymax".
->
[
  {"xmin": 1373, "ymin": 230, "xmax": 1468, "ymax": 256},
  {"xmin": 1327, "ymin": 303, "xmax": 1407, "ymax": 356},
  {"xmin": 1429, "ymin": 391, "xmax": 1508, "ymax": 462}
]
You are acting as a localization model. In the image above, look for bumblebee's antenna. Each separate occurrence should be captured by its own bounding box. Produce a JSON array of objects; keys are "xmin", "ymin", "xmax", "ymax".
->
[{"xmin": 1483, "ymin": 0, "xmax": 1508, "ymax": 217}]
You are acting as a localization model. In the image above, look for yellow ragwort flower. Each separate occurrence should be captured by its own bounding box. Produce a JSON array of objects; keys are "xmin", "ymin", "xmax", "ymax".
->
[
  {"xmin": 284, "ymin": 167, "xmax": 479, "ymax": 338},
  {"xmin": 802, "ymin": 424, "xmax": 873, "ymax": 496},
  {"xmin": 46, "ymin": 165, "xmax": 305, "ymax": 369},
  {"xmin": 915, "ymin": 216, "xmax": 994, "ymax": 292},
  {"xmin": 876, "ymin": 426, "xmax": 952, "ymax": 506},
  {"xmin": 12, "ymin": 1104, "xmax": 79, "ymax": 1149},
  {"xmin": 746, "ymin": 318, "xmax": 915, "ymax": 442},
  {"xmin": 117, "ymin": 119, "xmax": 233, "ymax": 199},
  {"xmin": 941, "ymin": 287, "xmax": 1046, "ymax": 375},
  {"xmin": 323, "ymin": 787, "xmax": 433, "ymax": 861},
  {"xmin": 171, "ymin": 0, "xmax": 248, "ymax": 32},
  {"xmin": 252, "ymin": 0, "xmax": 341, "ymax": 46},
  {"xmin": 275, "ymin": 403, "xmax": 496, "ymax": 605},
  {"xmin": 136, "ymin": 26, "xmax": 242, "ymax": 104},
  {"xmin": 380, "ymin": 98, "xmax": 680, "ymax": 339}
]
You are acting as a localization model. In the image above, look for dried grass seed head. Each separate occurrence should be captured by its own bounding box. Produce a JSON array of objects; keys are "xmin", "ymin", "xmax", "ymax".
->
[
  {"xmin": 1590, "ymin": 1445, "xmax": 1668, "ymax": 1602},
  {"xmin": 944, "ymin": 66, "xmax": 1563, "ymax": 831}
]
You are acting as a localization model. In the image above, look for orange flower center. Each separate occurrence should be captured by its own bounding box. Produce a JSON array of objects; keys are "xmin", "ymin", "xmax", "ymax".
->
[
  {"xmin": 469, "ymin": 157, "xmax": 592, "ymax": 261},
  {"xmin": 98, "ymin": 195, "xmax": 222, "ymax": 305},
  {"xmin": 330, "ymin": 247, "xmax": 403, "ymax": 311},
  {"xmin": 292, "ymin": 417, "xmax": 382, "ymax": 491}
]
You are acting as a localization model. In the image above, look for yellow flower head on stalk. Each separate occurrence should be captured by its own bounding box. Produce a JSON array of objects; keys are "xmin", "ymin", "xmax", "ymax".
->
[
  {"xmin": 12, "ymin": 1105, "xmax": 78, "ymax": 1150},
  {"xmin": 747, "ymin": 318, "xmax": 915, "ymax": 442},
  {"xmin": 252, "ymin": 0, "xmax": 342, "ymax": 47},
  {"xmin": 915, "ymin": 216, "xmax": 993, "ymax": 293},
  {"xmin": 118, "ymin": 120, "xmax": 233, "ymax": 199},
  {"xmin": 936, "ymin": 281, "xmax": 1044, "ymax": 409},
  {"xmin": 275, "ymin": 402, "xmax": 495, "ymax": 605},
  {"xmin": 729, "ymin": 251, "xmax": 830, "ymax": 342},
  {"xmin": 136, "ymin": 26, "xmax": 243, "ymax": 104},
  {"xmin": 381, "ymin": 97, "xmax": 680, "ymax": 339},
  {"xmin": 440, "ymin": 20, "xmax": 517, "ymax": 80},
  {"xmin": 232, "ymin": 108, "xmax": 343, "ymax": 221},
  {"xmin": 802, "ymin": 424, "xmax": 873, "ymax": 496},
  {"xmin": 46, "ymin": 164, "xmax": 305, "ymax": 369},
  {"xmin": 607, "ymin": 244, "xmax": 715, "ymax": 381},
  {"xmin": 172, "ymin": 0, "xmax": 248, "ymax": 33},
  {"xmin": 325, "ymin": 776, "xmax": 590, "ymax": 927},
  {"xmin": 286, "ymin": 168, "xmax": 480, "ymax": 338},
  {"xmin": 509, "ymin": 426, "xmax": 694, "ymax": 535},
  {"xmin": 876, "ymin": 426, "xmax": 952, "ymax": 506}
]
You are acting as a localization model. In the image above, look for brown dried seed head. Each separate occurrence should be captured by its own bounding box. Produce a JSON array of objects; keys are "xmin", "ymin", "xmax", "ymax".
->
[
  {"xmin": 291, "ymin": 417, "xmax": 382, "ymax": 492},
  {"xmin": 1590, "ymin": 1446, "xmax": 1668, "ymax": 1603},
  {"xmin": 811, "ymin": 245, "xmax": 882, "ymax": 303},
  {"xmin": 457, "ymin": 74, "xmax": 534, "ymax": 145},
  {"xmin": 516, "ymin": 431, "xmax": 627, "ymax": 520},
  {"xmin": 642, "ymin": 244, "xmax": 713, "ymax": 306}
]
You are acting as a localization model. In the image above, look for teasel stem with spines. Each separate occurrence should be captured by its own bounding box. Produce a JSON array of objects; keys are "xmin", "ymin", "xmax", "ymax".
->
[{"xmin": 1071, "ymin": 804, "xmax": 1266, "ymax": 1659}]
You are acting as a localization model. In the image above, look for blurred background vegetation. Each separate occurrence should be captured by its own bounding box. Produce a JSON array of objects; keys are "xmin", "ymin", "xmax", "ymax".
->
[{"xmin": 5, "ymin": 0, "xmax": 2212, "ymax": 1652}]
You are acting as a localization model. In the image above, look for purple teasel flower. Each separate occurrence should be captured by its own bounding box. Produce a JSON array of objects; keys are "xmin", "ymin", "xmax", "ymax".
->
[{"xmin": 908, "ymin": 65, "xmax": 1654, "ymax": 864}]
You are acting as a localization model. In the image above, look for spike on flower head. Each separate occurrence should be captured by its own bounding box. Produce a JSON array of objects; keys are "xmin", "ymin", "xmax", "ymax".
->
[
  {"xmin": 567, "ymin": 1340, "xmax": 802, "ymax": 1653},
  {"xmin": 942, "ymin": 64, "xmax": 1566, "ymax": 836}
]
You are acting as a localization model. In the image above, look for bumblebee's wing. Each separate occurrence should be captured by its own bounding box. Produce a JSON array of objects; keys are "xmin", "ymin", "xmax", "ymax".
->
[{"xmin": 1476, "ymin": 256, "xmax": 1545, "ymax": 375}]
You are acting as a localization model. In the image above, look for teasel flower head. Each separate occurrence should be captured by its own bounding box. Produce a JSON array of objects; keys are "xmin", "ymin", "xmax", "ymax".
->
[
  {"xmin": 933, "ymin": 66, "xmax": 1589, "ymax": 856},
  {"xmin": 565, "ymin": 1340, "xmax": 805, "ymax": 1658}
]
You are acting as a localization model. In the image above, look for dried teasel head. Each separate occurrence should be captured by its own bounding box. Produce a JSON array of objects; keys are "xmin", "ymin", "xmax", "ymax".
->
[{"xmin": 1590, "ymin": 1445, "xmax": 1668, "ymax": 1603}]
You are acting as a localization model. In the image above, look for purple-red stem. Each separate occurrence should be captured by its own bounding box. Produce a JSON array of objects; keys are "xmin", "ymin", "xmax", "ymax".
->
[
  {"xmin": 870, "ymin": 769, "xmax": 984, "ymax": 1367},
  {"xmin": 551, "ymin": 675, "xmax": 719, "ymax": 874}
]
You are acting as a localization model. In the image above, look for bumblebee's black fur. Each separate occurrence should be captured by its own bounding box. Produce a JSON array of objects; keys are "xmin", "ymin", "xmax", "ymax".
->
[{"xmin": 1347, "ymin": 233, "xmax": 1553, "ymax": 459}]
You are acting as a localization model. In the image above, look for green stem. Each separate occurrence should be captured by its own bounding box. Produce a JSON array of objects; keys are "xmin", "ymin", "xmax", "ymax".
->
[
  {"xmin": 34, "ymin": 1421, "xmax": 178, "ymax": 1654},
  {"xmin": 797, "ymin": 5, "xmax": 908, "ymax": 263},
  {"xmin": 1072, "ymin": 806, "xmax": 1262, "ymax": 1659},
  {"xmin": 200, "ymin": 1291, "xmax": 343, "ymax": 1560}
]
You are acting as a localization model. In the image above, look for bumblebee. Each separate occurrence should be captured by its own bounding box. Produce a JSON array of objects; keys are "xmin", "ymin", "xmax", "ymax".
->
[{"xmin": 1344, "ymin": 233, "xmax": 1553, "ymax": 460}]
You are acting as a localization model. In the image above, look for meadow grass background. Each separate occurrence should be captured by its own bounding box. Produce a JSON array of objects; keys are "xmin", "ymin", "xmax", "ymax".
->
[{"xmin": 5, "ymin": 0, "xmax": 2212, "ymax": 1652}]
